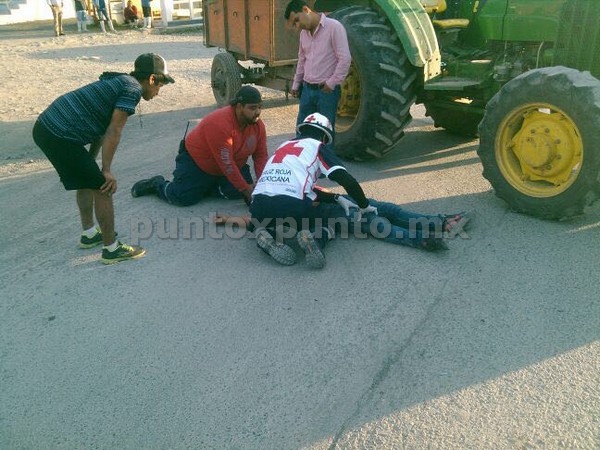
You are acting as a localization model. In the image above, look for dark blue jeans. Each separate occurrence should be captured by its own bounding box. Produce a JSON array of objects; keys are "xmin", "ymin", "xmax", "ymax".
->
[
  {"xmin": 156, "ymin": 140, "xmax": 253, "ymax": 206},
  {"xmin": 249, "ymin": 194, "xmax": 334, "ymax": 248},
  {"xmin": 250, "ymin": 194, "xmax": 327, "ymax": 229},
  {"xmin": 250, "ymin": 194, "xmax": 445, "ymax": 249},
  {"xmin": 296, "ymin": 83, "xmax": 341, "ymax": 151},
  {"xmin": 316, "ymin": 197, "xmax": 445, "ymax": 248}
]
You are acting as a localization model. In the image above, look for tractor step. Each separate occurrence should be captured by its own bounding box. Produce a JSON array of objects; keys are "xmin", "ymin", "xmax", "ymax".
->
[{"xmin": 424, "ymin": 76, "xmax": 483, "ymax": 91}]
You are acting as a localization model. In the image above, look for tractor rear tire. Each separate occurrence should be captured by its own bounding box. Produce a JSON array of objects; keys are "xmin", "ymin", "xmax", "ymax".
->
[
  {"xmin": 211, "ymin": 52, "xmax": 242, "ymax": 107},
  {"xmin": 478, "ymin": 66, "xmax": 600, "ymax": 219},
  {"xmin": 329, "ymin": 6, "xmax": 418, "ymax": 161}
]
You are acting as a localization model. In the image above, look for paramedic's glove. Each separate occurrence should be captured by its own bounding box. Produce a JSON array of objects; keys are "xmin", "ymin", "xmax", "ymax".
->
[
  {"xmin": 356, "ymin": 205, "xmax": 378, "ymax": 222},
  {"xmin": 335, "ymin": 195, "xmax": 359, "ymax": 216}
]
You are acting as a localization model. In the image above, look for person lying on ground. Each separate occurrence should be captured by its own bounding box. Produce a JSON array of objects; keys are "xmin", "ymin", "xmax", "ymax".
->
[{"xmin": 213, "ymin": 194, "xmax": 473, "ymax": 267}]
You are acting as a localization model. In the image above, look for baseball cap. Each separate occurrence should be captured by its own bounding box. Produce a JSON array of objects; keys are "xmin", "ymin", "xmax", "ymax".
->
[
  {"xmin": 132, "ymin": 53, "xmax": 175, "ymax": 84},
  {"xmin": 229, "ymin": 85, "xmax": 262, "ymax": 106}
]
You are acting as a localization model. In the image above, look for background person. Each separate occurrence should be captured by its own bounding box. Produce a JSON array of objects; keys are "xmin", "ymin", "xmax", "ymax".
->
[
  {"xmin": 32, "ymin": 53, "xmax": 175, "ymax": 264},
  {"xmin": 131, "ymin": 86, "xmax": 268, "ymax": 207},
  {"xmin": 141, "ymin": 0, "xmax": 152, "ymax": 29},
  {"xmin": 123, "ymin": 0, "xmax": 140, "ymax": 28},
  {"xmin": 93, "ymin": 0, "xmax": 116, "ymax": 33},
  {"xmin": 47, "ymin": 0, "xmax": 65, "ymax": 36},
  {"xmin": 74, "ymin": 0, "xmax": 88, "ymax": 33},
  {"xmin": 284, "ymin": 0, "xmax": 351, "ymax": 149}
]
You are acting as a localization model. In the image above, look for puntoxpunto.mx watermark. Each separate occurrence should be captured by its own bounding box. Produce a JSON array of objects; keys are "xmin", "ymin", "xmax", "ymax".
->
[{"xmin": 129, "ymin": 213, "xmax": 470, "ymax": 245}]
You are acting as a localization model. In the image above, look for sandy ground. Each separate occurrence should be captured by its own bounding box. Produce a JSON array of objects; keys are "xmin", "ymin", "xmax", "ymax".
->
[{"xmin": 1, "ymin": 22, "xmax": 599, "ymax": 450}]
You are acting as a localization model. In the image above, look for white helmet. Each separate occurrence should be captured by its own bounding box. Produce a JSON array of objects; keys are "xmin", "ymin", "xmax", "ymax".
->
[{"xmin": 296, "ymin": 113, "xmax": 333, "ymax": 144}]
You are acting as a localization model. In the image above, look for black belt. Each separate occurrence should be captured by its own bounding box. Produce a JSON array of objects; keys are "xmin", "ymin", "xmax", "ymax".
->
[{"xmin": 304, "ymin": 82, "xmax": 326, "ymax": 89}]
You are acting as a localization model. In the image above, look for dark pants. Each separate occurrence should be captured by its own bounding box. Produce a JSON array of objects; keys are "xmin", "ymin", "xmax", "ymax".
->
[
  {"xmin": 317, "ymin": 198, "xmax": 445, "ymax": 248},
  {"xmin": 32, "ymin": 120, "xmax": 105, "ymax": 191},
  {"xmin": 296, "ymin": 82, "xmax": 341, "ymax": 151},
  {"xmin": 251, "ymin": 194, "xmax": 446, "ymax": 249},
  {"xmin": 156, "ymin": 140, "xmax": 253, "ymax": 206},
  {"xmin": 250, "ymin": 194, "xmax": 332, "ymax": 248}
]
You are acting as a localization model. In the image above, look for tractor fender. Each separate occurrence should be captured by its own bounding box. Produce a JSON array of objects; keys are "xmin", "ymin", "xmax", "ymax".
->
[{"xmin": 373, "ymin": 0, "xmax": 441, "ymax": 79}]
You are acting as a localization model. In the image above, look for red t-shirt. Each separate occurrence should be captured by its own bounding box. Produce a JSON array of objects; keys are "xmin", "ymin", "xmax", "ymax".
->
[{"xmin": 185, "ymin": 106, "xmax": 268, "ymax": 192}]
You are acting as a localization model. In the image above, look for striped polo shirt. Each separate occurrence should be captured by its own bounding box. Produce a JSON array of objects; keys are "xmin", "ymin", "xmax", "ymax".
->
[{"xmin": 39, "ymin": 73, "xmax": 142, "ymax": 145}]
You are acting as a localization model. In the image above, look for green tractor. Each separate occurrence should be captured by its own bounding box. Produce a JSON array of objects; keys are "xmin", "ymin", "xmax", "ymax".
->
[{"xmin": 203, "ymin": 0, "xmax": 600, "ymax": 219}]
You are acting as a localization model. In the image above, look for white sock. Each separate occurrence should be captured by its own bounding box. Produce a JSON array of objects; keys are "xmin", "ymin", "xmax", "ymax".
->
[
  {"xmin": 82, "ymin": 225, "xmax": 99, "ymax": 238},
  {"xmin": 104, "ymin": 241, "xmax": 119, "ymax": 252}
]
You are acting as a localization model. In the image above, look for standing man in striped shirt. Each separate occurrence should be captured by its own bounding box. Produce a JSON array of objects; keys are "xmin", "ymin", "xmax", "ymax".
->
[
  {"xmin": 284, "ymin": 0, "xmax": 351, "ymax": 148},
  {"xmin": 32, "ymin": 53, "xmax": 174, "ymax": 264}
]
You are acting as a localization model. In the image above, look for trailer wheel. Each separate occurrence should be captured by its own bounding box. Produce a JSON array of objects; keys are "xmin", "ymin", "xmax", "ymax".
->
[
  {"xmin": 478, "ymin": 67, "xmax": 600, "ymax": 219},
  {"xmin": 211, "ymin": 52, "xmax": 242, "ymax": 107},
  {"xmin": 329, "ymin": 6, "xmax": 418, "ymax": 161}
]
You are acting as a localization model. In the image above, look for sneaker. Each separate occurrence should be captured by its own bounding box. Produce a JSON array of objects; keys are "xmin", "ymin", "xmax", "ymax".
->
[
  {"xmin": 255, "ymin": 228, "xmax": 296, "ymax": 266},
  {"xmin": 79, "ymin": 229, "xmax": 103, "ymax": 249},
  {"xmin": 296, "ymin": 230, "xmax": 326, "ymax": 269},
  {"xmin": 101, "ymin": 241, "xmax": 146, "ymax": 265},
  {"xmin": 131, "ymin": 175, "xmax": 165, "ymax": 198},
  {"xmin": 79, "ymin": 230, "xmax": 118, "ymax": 249}
]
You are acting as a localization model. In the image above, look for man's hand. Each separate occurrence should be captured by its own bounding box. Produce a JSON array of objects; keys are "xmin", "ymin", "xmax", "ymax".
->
[
  {"xmin": 241, "ymin": 185, "xmax": 254, "ymax": 205},
  {"xmin": 355, "ymin": 205, "xmax": 378, "ymax": 221},
  {"xmin": 336, "ymin": 195, "xmax": 358, "ymax": 216},
  {"xmin": 291, "ymin": 89, "xmax": 299, "ymax": 98},
  {"xmin": 100, "ymin": 170, "xmax": 117, "ymax": 196},
  {"xmin": 321, "ymin": 84, "xmax": 333, "ymax": 93}
]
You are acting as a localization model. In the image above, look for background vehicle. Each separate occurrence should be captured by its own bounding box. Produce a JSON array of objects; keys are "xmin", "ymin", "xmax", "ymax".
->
[{"xmin": 203, "ymin": 0, "xmax": 600, "ymax": 219}]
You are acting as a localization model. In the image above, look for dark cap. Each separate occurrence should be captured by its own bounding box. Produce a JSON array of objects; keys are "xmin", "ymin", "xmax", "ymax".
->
[
  {"xmin": 132, "ymin": 53, "xmax": 175, "ymax": 84},
  {"xmin": 229, "ymin": 85, "xmax": 262, "ymax": 106}
]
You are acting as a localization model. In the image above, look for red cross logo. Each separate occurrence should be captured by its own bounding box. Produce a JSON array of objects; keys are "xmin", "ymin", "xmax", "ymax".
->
[{"xmin": 272, "ymin": 142, "xmax": 304, "ymax": 163}]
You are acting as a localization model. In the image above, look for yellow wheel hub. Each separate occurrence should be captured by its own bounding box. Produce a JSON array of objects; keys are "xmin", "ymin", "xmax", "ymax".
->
[
  {"xmin": 336, "ymin": 62, "xmax": 360, "ymax": 133},
  {"xmin": 496, "ymin": 104, "xmax": 583, "ymax": 197}
]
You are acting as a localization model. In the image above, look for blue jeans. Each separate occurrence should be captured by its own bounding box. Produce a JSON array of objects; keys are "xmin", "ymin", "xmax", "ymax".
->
[
  {"xmin": 156, "ymin": 140, "xmax": 253, "ymax": 206},
  {"xmin": 250, "ymin": 194, "xmax": 335, "ymax": 248},
  {"xmin": 296, "ymin": 83, "xmax": 340, "ymax": 150},
  {"xmin": 97, "ymin": 7, "xmax": 110, "ymax": 21},
  {"xmin": 250, "ymin": 195, "xmax": 445, "ymax": 249},
  {"xmin": 317, "ymin": 197, "xmax": 445, "ymax": 248}
]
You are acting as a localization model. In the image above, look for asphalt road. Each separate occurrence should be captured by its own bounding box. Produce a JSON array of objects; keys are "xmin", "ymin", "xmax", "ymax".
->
[{"xmin": 0, "ymin": 26, "xmax": 598, "ymax": 450}]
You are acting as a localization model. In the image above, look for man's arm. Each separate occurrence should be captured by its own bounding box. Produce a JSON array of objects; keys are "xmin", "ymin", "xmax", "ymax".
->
[
  {"xmin": 214, "ymin": 214, "xmax": 250, "ymax": 228},
  {"xmin": 328, "ymin": 169, "xmax": 369, "ymax": 208},
  {"xmin": 313, "ymin": 185, "xmax": 337, "ymax": 203},
  {"xmin": 315, "ymin": 144, "xmax": 369, "ymax": 207},
  {"xmin": 99, "ymin": 109, "xmax": 129, "ymax": 195},
  {"xmin": 325, "ymin": 21, "xmax": 352, "ymax": 90},
  {"xmin": 204, "ymin": 130, "xmax": 252, "ymax": 202},
  {"xmin": 292, "ymin": 32, "xmax": 307, "ymax": 94},
  {"xmin": 251, "ymin": 123, "xmax": 268, "ymax": 178}
]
